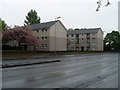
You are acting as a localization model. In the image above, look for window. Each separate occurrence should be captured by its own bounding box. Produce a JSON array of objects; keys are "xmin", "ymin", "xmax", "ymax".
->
[
  {"xmin": 45, "ymin": 29, "xmax": 47, "ymax": 32},
  {"xmin": 76, "ymin": 47, "xmax": 79, "ymax": 49},
  {"xmin": 45, "ymin": 44, "xmax": 47, "ymax": 48},
  {"xmin": 41, "ymin": 44, "xmax": 47, "ymax": 48},
  {"xmin": 71, "ymin": 39, "xmax": 75, "ymax": 42},
  {"xmin": 87, "ymin": 33, "xmax": 90, "ymax": 35},
  {"xmin": 41, "ymin": 37, "xmax": 47, "ymax": 40},
  {"xmin": 37, "ymin": 30, "xmax": 39, "ymax": 32},
  {"xmin": 92, "ymin": 38, "xmax": 95, "ymax": 40},
  {"xmin": 87, "ymin": 47, "xmax": 90, "ymax": 51},
  {"xmin": 45, "ymin": 37, "xmax": 47, "ymax": 40},
  {"xmin": 76, "ymin": 39, "xmax": 79, "ymax": 44},
  {"xmin": 71, "ymin": 34, "xmax": 74, "ymax": 37},
  {"xmin": 76, "ymin": 34, "xmax": 79, "ymax": 38},
  {"xmin": 42, "ymin": 37, "xmax": 44, "ymax": 40},
  {"xmin": 87, "ymin": 47, "xmax": 90, "ymax": 49},
  {"xmin": 37, "ymin": 46, "xmax": 39, "ymax": 47},
  {"xmin": 82, "ymin": 38, "xmax": 84, "ymax": 40},
  {"xmin": 42, "ymin": 28, "xmax": 47, "ymax": 32},
  {"xmin": 87, "ymin": 38, "xmax": 90, "ymax": 40},
  {"xmin": 72, "ymin": 47, "xmax": 74, "ymax": 49},
  {"xmin": 67, "ymin": 35, "xmax": 68, "ymax": 37},
  {"xmin": 67, "ymin": 43, "xmax": 69, "ymax": 45}
]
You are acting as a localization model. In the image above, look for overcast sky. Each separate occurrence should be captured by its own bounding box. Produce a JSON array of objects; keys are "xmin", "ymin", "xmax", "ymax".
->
[{"xmin": 0, "ymin": 0, "xmax": 118, "ymax": 35}]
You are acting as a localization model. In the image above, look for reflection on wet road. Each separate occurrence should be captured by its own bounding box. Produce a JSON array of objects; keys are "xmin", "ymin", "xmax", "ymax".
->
[{"xmin": 2, "ymin": 53, "xmax": 118, "ymax": 88}]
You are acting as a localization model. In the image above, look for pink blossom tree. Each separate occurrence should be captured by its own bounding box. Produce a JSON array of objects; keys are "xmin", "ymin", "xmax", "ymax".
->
[{"xmin": 2, "ymin": 26, "xmax": 40, "ymax": 50}]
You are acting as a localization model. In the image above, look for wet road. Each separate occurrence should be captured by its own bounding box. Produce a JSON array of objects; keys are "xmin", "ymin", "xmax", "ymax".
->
[{"xmin": 2, "ymin": 53, "xmax": 118, "ymax": 88}]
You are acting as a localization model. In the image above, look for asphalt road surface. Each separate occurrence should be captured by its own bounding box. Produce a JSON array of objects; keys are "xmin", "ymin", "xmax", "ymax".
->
[{"xmin": 2, "ymin": 53, "xmax": 118, "ymax": 88}]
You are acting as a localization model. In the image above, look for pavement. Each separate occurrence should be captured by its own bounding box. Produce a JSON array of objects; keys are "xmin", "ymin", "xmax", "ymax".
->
[
  {"xmin": 2, "ymin": 53, "xmax": 105, "ymax": 68},
  {"xmin": 2, "ymin": 53, "xmax": 118, "ymax": 88},
  {"xmin": 2, "ymin": 55, "xmax": 61, "ymax": 68}
]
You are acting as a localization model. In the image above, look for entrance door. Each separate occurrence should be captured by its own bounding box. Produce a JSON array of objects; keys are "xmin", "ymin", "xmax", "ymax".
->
[
  {"xmin": 24, "ymin": 45, "xmax": 27, "ymax": 50},
  {"xmin": 81, "ymin": 46, "xmax": 84, "ymax": 51}
]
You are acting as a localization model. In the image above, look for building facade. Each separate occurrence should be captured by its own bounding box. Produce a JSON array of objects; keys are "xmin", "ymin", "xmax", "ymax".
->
[
  {"xmin": 28, "ymin": 20, "xmax": 67, "ymax": 51},
  {"xmin": 67, "ymin": 28, "xmax": 104, "ymax": 51}
]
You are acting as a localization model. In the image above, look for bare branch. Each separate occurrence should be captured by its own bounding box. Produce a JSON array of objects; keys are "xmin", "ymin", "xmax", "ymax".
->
[
  {"xmin": 96, "ymin": 0, "xmax": 111, "ymax": 11},
  {"xmin": 105, "ymin": 0, "xmax": 111, "ymax": 7}
]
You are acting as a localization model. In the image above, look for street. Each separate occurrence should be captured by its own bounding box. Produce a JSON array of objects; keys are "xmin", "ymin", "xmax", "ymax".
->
[{"xmin": 2, "ymin": 53, "xmax": 118, "ymax": 88}]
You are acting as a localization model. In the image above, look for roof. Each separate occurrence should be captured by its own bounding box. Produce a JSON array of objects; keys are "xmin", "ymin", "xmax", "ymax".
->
[
  {"xmin": 29, "ymin": 20, "xmax": 59, "ymax": 30},
  {"xmin": 67, "ymin": 28, "xmax": 103, "ymax": 35}
]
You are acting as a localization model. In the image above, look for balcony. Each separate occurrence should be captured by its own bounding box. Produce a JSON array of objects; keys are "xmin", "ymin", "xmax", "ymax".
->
[
  {"xmin": 86, "ymin": 33, "xmax": 90, "ymax": 39},
  {"xmin": 86, "ymin": 36, "xmax": 90, "ymax": 39},
  {"xmin": 75, "ymin": 34, "xmax": 79, "ymax": 39},
  {"xmin": 76, "ymin": 44, "xmax": 80, "ymax": 47},
  {"xmin": 86, "ymin": 41, "xmax": 90, "ymax": 47}
]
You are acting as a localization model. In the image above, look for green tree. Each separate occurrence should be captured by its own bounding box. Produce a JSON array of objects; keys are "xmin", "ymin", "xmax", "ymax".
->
[
  {"xmin": 24, "ymin": 9, "xmax": 41, "ymax": 25},
  {"xmin": 0, "ymin": 18, "xmax": 7, "ymax": 31},
  {"xmin": 74, "ymin": 28, "xmax": 80, "ymax": 30},
  {"xmin": 68, "ymin": 28, "xmax": 73, "ymax": 31},
  {"xmin": 104, "ymin": 31, "xmax": 120, "ymax": 52}
]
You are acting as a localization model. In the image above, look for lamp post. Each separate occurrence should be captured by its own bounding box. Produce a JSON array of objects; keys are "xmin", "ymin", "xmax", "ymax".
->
[{"xmin": 54, "ymin": 17, "xmax": 61, "ymax": 55}]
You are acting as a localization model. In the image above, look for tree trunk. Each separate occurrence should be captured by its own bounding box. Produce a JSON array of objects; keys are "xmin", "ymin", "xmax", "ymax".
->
[{"xmin": 19, "ymin": 43, "xmax": 22, "ymax": 50}]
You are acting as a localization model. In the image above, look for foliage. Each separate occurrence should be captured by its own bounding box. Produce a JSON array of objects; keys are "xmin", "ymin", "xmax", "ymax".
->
[
  {"xmin": 74, "ymin": 28, "xmax": 80, "ymax": 30},
  {"xmin": 104, "ymin": 31, "xmax": 120, "ymax": 52},
  {"xmin": 68, "ymin": 28, "xmax": 74, "ymax": 31},
  {"xmin": 2, "ymin": 26, "xmax": 40, "ymax": 46},
  {"xmin": 0, "ymin": 32, "xmax": 2, "ymax": 45},
  {"xmin": 24, "ymin": 9, "xmax": 41, "ymax": 25},
  {"xmin": 0, "ymin": 18, "xmax": 7, "ymax": 31}
]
